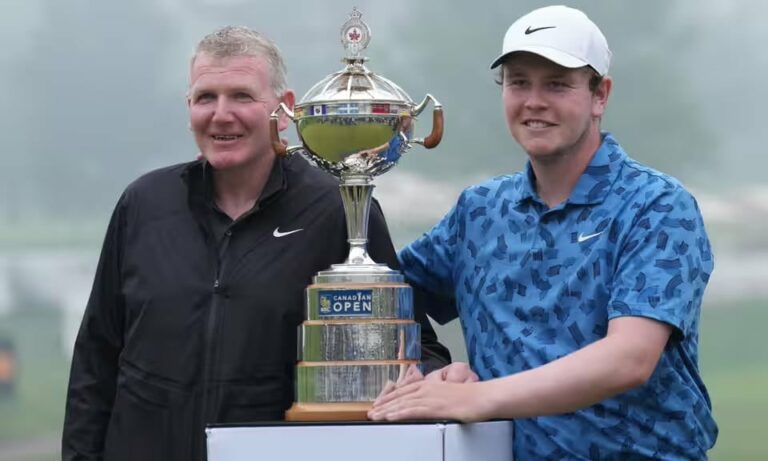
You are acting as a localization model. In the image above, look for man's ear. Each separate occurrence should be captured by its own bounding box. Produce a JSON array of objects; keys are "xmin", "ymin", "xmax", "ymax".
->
[
  {"xmin": 277, "ymin": 89, "xmax": 296, "ymax": 132},
  {"xmin": 592, "ymin": 76, "xmax": 612, "ymax": 118}
]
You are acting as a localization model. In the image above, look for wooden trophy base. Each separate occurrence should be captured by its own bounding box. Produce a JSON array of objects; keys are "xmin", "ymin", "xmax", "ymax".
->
[{"xmin": 285, "ymin": 402, "xmax": 373, "ymax": 422}]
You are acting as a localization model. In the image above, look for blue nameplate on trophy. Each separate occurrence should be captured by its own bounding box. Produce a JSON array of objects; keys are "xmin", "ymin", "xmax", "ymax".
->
[{"xmin": 318, "ymin": 289, "xmax": 373, "ymax": 317}]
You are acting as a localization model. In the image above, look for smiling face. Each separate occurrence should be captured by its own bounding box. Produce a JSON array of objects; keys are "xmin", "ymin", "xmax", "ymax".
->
[
  {"xmin": 187, "ymin": 53, "xmax": 293, "ymax": 171},
  {"xmin": 501, "ymin": 52, "xmax": 610, "ymax": 163}
]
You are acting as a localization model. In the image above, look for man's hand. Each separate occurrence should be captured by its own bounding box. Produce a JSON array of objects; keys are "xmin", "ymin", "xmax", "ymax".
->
[
  {"xmin": 373, "ymin": 364, "xmax": 424, "ymax": 405},
  {"xmin": 368, "ymin": 379, "xmax": 489, "ymax": 423},
  {"xmin": 369, "ymin": 362, "xmax": 482, "ymax": 422},
  {"xmin": 425, "ymin": 362, "xmax": 479, "ymax": 383}
]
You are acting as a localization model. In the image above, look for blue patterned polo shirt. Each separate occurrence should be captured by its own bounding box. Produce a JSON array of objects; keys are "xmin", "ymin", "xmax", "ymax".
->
[{"xmin": 399, "ymin": 134, "xmax": 718, "ymax": 460}]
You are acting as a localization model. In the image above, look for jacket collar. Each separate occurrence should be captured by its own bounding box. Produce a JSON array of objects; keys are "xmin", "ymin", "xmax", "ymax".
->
[{"xmin": 182, "ymin": 156, "xmax": 288, "ymax": 210}]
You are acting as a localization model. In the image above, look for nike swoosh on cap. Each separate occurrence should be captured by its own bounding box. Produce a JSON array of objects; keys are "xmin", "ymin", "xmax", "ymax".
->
[
  {"xmin": 273, "ymin": 227, "xmax": 304, "ymax": 238},
  {"xmin": 524, "ymin": 25, "xmax": 556, "ymax": 35}
]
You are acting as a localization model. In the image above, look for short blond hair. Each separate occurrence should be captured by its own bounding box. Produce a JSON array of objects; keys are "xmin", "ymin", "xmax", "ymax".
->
[{"xmin": 192, "ymin": 26, "xmax": 288, "ymax": 96}]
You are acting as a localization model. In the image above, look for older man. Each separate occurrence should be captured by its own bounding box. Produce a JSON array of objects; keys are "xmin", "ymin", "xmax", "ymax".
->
[{"xmin": 63, "ymin": 26, "xmax": 449, "ymax": 461}]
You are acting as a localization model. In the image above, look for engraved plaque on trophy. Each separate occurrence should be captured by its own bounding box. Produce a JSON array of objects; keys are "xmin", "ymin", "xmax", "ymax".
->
[{"xmin": 269, "ymin": 8, "xmax": 443, "ymax": 421}]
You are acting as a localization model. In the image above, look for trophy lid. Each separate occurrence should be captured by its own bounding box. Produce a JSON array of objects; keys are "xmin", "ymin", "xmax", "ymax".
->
[{"xmin": 296, "ymin": 8, "xmax": 414, "ymax": 107}]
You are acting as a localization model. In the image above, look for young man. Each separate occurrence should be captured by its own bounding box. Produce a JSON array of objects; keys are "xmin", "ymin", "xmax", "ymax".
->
[
  {"xmin": 62, "ymin": 26, "xmax": 450, "ymax": 461},
  {"xmin": 370, "ymin": 6, "xmax": 717, "ymax": 460}
]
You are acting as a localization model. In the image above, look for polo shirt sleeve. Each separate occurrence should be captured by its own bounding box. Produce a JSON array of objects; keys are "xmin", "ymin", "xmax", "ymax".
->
[
  {"xmin": 398, "ymin": 201, "xmax": 462, "ymax": 325},
  {"xmin": 608, "ymin": 186, "xmax": 714, "ymax": 340},
  {"xmin": 366, "ymin": 199, "xmax": 452, "ymax": 371}
]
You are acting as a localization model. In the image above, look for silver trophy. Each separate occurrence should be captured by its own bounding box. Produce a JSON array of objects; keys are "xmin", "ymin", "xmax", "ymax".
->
[{"xmin": 270, "ymin": 8, "xmax": 443, "ymax": 421}]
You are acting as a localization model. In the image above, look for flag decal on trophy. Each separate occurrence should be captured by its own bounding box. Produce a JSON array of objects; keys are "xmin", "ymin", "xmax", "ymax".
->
[
  {"xmin": 311, "ymin": 105, "xmax": 328, "ymax": 116},
  {"xmin": 335, "ymin": 103, "xmax": 360, "ymax": 115},
  {"xmin": 371, "ymin": 103, "xmax": 390, "ymax": 114}
]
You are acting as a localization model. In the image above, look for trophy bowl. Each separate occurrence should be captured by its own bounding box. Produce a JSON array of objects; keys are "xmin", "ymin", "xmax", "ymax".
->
[
  {"xmin": 270, "ymin": 8, "xmax": 443, "ymax": 421},
  {"xmin": 269, "ymin": 11, "xmax": 443, "ymax": 181}
]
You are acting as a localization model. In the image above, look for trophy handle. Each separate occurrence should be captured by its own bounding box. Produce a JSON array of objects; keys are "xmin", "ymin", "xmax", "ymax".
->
[
  {"xmin": 270, "ymin": 103, "xmax": 303, "ymax": 157},
  {"xmin": 410, "ymin": 94, "xmax": 444, "ymax": 149}
]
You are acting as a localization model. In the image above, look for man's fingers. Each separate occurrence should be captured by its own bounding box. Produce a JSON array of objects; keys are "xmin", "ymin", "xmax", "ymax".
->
[
  {"xmin": 424, "ymin": 363, "xmax": 478, "ymax": 383},
  {"xmin": 370, "ymin": 404, "xmax": 428, "ymax": 421},
  {"xmin": 398, "ymin": 364, "xmax": 424, "ymax": 386},
  {"xmin": 395, "ymin": 364, "xmax": 422, "ymax": 386},
  {"xmin": 369, "ymin": 393, "xmax": 425, "ymax": 421},
  {"xmin": 424, "ymin": 368, "xmax": 445, "ymax": 382},
  {"xmin": 373, "ymin": 380, "xmax": 396, "ymax": 406},
  {"xmin": 372, "ymin": 381, "xmax": 422, "ymax": 408},
  {"xmin": 444, "ymin": 364, "xmax": 479, "ymax": 383},
  {"xmin": 444, "ymin": 366, "xmax": 464, "ymax": 382}
]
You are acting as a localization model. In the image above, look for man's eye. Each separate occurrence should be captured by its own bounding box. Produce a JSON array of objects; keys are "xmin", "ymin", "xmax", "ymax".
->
[
  {"xmin": 195, "ymin": 93, "xmax": 214, "ymax": 103},
  {"xmin": 507, "ymin": 79, "xmax": 527, "ymax": 87},
  {"xmin": 235, "ymin": 93, "xmax": 255, "ymax": 101}
]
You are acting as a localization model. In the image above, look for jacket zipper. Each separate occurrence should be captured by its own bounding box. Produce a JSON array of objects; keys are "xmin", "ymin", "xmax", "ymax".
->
[
  {"xmin": 197, "ymin": 253, "xmax": 223, "ymax": 457},
  {"xmin": 201, "ymin": 277, "xmax": 221, "ymax": 417}
]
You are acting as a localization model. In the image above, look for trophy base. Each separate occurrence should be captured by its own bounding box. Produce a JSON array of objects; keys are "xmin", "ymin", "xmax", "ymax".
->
[{"xmin": 285, "ymin": 401, "xmax": 372, "ymax": 422}]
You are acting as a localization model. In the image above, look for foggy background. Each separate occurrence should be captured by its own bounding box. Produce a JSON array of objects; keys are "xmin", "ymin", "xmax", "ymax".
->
[{"xmin": 0, "ymin": 0, "xmax": 766, "ymax": 459}]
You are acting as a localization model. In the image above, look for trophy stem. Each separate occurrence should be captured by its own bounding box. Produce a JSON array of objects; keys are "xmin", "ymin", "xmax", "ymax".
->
[{"xmin": 339, "ymin": 175, "xmax": 376, "ymax": 266}]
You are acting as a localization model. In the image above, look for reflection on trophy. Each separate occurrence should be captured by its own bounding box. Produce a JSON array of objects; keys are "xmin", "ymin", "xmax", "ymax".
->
[{"xmin": 270, "ymin": 8, "xmax": 443, "ymax": 421}]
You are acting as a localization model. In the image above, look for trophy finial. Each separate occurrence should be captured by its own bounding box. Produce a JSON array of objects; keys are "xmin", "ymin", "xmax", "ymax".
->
[{"xmin": 340, "ymin": 7, "xmax": 371, "ymax": 61}]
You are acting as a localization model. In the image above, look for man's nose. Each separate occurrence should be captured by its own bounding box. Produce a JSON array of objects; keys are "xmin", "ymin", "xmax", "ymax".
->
[
  {"xmin": 524, "ymin": 86, "xmax": 548, "ymax": 110},
  {"xmin": 211, "ymin": 99, "xmax": 235, "ymax": 122}
]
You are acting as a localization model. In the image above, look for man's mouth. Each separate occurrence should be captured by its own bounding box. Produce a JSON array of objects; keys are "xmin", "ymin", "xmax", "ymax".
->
[
  {"xmin": 523, "ymin": 120, "xmax": 555, "ymax": 128},
  {"xmin": 211, "ymin": 135, "xmax": 243, "ymax": 141}
]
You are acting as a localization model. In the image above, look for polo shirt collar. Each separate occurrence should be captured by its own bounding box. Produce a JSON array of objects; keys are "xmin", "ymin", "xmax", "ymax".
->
[
  {"xmin": 567, "ymin": 133, "xmax": 625, "ymax": 205},
  {"xmin": 517, "ymin": 133, "xmax": 626, "ymax": 206}
]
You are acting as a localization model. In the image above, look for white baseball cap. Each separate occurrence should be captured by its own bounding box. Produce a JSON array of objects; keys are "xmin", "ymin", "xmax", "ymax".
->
[{"xmin": 490, "ymin": 5, "xmax": 611, "ymax": 76}]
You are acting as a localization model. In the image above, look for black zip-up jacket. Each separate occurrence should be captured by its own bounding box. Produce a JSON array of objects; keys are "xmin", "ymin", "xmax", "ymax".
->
[{"xmin": 62, "ymin": 155, "xmax": 451, "ymax": 460}]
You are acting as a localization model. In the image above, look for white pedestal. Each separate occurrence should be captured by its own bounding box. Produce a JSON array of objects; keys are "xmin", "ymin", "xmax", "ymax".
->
[{"xmin": 206, "ymin": 420, "xmax": 513, "ymax": 461}]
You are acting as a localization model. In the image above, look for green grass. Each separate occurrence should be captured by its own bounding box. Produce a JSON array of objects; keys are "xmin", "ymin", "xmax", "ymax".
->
[
  {"xmin": 0, "ymin": 306, "xmax": 68, "ymax": 441},
  {"xmin": 0, "ymin": 360, "xmax": 67, "ymax": 439},
  {"xmin": 700, "ymin": 299, "xmax": 768, "ymax": 461}
]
